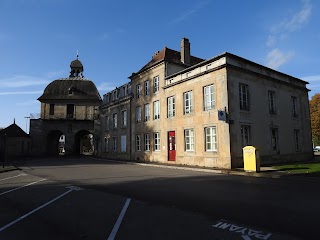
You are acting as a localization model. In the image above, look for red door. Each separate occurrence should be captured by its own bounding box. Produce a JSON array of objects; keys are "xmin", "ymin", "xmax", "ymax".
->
[{"xmin": 168, "ymin": 131, "xmax": 176, "ymax": 161}]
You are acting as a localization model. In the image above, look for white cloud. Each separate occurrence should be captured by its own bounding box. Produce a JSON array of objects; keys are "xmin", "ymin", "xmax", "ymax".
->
[
  {"xmin": 301, "ymin": 75, "xmax": 320, "ymax": 82},
  {"xmin": 170, "ymin": 1, "xmax": 210, "ymax": 24},
  {"xmin": 266, "ymin": 48, "xmax": 294, "ymax": 69},
  {"xmin": 97, "ymin": 82, "xmax": 116, "ymax": 92},
  {"xmin": 0, "ymin": 75, "xmax": 49, "ymax": 88},
  {"xmin": 266, "ymin": 0, "xmax": 312, "ymax": 47},
  {"xmin": 0, "ymin": 91, "xmax": 43, "ymax": 96}
]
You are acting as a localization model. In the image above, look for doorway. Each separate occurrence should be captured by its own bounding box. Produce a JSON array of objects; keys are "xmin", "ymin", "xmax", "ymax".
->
[{"xmin": 168, "ymin": 131, "xmax": 176, "ymax": 161}]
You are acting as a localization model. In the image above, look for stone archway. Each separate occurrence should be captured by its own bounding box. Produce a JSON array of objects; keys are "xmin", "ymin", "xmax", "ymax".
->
[
  {"xmin": 46, "ymin": 130, "xmax": 64, "ymax": 156},
  {"xmin": 74, "ymin": 130, "xmax": 94, "ymax": 155}
]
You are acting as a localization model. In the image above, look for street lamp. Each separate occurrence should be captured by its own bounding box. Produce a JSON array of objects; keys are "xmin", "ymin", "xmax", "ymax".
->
[{"xmin": 24, "ymin": 116, "xmax": 30, "ymax": 133}]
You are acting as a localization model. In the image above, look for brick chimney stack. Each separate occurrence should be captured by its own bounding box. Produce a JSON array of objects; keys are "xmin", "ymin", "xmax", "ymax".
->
[{"xmin": 180, "ymin": 38, "xmax": 190, "ymax": 65}]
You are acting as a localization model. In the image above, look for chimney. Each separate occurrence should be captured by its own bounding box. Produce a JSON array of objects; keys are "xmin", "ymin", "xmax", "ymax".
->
[{"xmin": 180, "ymin": 38, "xmax": 190, "ymax": 65}]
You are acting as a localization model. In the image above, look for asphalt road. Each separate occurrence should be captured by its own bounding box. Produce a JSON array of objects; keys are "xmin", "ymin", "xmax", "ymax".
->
[{"xmin": 1, "ymin": 156, "xmax": 319, "ymax": 240}]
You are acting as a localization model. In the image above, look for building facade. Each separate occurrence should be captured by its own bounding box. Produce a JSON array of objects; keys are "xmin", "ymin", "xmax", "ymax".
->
[
  {"xmin": 98, "ymin": 38, "xmax": 313, "ymax": 168},
  {"xmin": 30, "ymin": 57, "xmax": 101, "ymax": 156}
]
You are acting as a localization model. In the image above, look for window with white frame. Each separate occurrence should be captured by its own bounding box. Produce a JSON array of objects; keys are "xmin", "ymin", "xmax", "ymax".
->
[
  {"xmin": 268, "ymin": 91, "xmax": 276, "ymax": 114},
  {"xmin": 136, "ymin": 135, "xmax": 141, "ymax": 151},
  {"xmin": 113, "ymin": 136, "xmax": 117, "ymax": 151},
  {"xmin": 105, "ymin": 116, "xmax": 109, "ymax": 131},
  {"xmin": 136, "ymin": 106, "xmax": 141, "ymax": 123},
  {"xmin": 144, "ymin": 133, "xmax": 150, "ymax": 151},
  {"xmin": 121, "ymin": 135, "xmax": 126, "ymax": 153},
  {"xmin": 294, "ymin": 129, "xmax": 300, "ymax": 151},
  {"xmin": 121, "ymin": 110, "xmax": 127, "ymax": 127},
  {"xmin": 204, "ymin": 85, "xmax": 215, "ymax": 111},
  {"xmin": 184, "ymin": 91, "xmax": 193, "ymax": 114},
  {"xmin": 145, "ymin": 80, "xmax": 150, "ymax": 96},
  {"xmin": 136, "ymin": 84, "xmax": 141, "ymax": 99},
  {"xmin": 154, "ymin": 76, "xmax": 159, "ymax": 93},
  {"xmin": 153, "ymin": 100, "xmax": 160, "ymax": 120},
  {"xmin": 241, "ymin": 125, "xmax": 251, "ymax": 147},
  {"xmin": 167, "ymin": 96, "xmax": 175, "ymax": 118},
  {"xmin": 104, "ymin": 137, "xmax": 109, "ymax": 152},
  {"xmin": 113, "ymin": 113, "xmax": 117, "ymax": 129},
  {"xmin": 291, "ymin": 96, "xmax": 298, "ymax": 117},
  {"xmin": 205, "ymin": 126, "xmax": 217, "ymax": 151},
  {"xmin": 239, "ymin": 84, "xmax": 249, "ymax": 110},
  {"xmin": 271, "ymin": 128, "xmax": 279, "ymax": 151},
  {"xmin": 154, "ymin": 132, "xmax": 160, "ymax": 151},
  {"xmin": 144, "ymin": 103, "xmax": 150, "ymax": 121},
  {"xmin": 185, "ymin": 129, "xmax": 194, "ymax": 151}
]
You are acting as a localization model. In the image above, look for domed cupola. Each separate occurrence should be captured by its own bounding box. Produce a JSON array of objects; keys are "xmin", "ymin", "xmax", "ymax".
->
[{"xmin": 69, "ymin": 53, "xmax": 84, "ymax": 78}]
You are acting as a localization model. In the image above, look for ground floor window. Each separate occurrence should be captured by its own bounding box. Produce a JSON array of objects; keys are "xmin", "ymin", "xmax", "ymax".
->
[
  {"xmin": 136, "ymin": 135, "xmax": 141, "ymax": 151},
  {"xmin": 271, "ymin": 128, "xmax": 279, "ymax": 151},
  {"xmin": 104, "ymin": 137, "xmax": 109, "ymax": 152},
  {"xmin": 154, "ymin": 132, "xmax": 160, "ymax": 151},
  {"xmin": 294, "ymin": 129, "xmax": 300, "ymax": 151},
  {"xmin": 184, "ymin": 129, "xmax": 194, "ymax": 151},
  {"xmin": 241, "ymin": 125, "xmax": 251, "ymax": 147},
  {"xmin": 113, "ymin": 136, "xmax": 117, "ymax": 151},
  {"xmin": 144, "ymin": 133, "xmax": 150, "ymax": 151},
  {"xmin": 121, "ymin": 135, "xmax": 126, "ymax": 153},
  {"xmin": 205, "ymin": 126, "xmax": 217, "ymax": 151}
]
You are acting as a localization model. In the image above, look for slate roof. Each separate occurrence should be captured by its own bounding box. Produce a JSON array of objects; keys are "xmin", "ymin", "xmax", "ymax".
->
[
  {"xmin": 131, "ymin": 47, "xmax": 204, "ymax": 77},
  {"xmin": 0, "ymin": 123, "xmax": 29, "ymax": 138},
  {"xmin": 38, "ymin": 79, "xmax": 101, "ymax": 101}
]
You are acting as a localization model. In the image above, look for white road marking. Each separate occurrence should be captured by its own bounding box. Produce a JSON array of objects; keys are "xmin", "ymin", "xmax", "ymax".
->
[
  {"xmin": 0, "ymin": 179, "xmax": 46, "ymax": 196},
  {"xmin": 0, "ymin": 173, "xmax": 28, "ymax": 182},
  {"xmin": 0, "ymin": 187, "xmax": 75, "ymax": 232},
  {"xmin": 107, "ymin": 198, "xmax": 131, "ymax": 240}
]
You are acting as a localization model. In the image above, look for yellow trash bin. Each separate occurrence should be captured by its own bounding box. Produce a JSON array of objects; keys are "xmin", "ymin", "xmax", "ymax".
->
[{"xmin": 243, "ymin": 146, "xmax": 260, "ymax": 172}]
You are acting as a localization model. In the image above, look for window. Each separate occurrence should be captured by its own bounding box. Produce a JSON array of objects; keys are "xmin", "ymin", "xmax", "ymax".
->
[
  {"xmin": 105, "ymin": 116, "xmax": 109, "ymax": 131},
  {"xmin": 241, "ymin": 125, "xmax": 251, "ymax": 147},
  {"xmin": 136, "ymin": 106, "xmax": 141, "ymax": 123},
  {"xmin": 144, "ymin": 104, "xmax": 150, "ymax": 121},
  {"xmin": 239, "ymin": 84, "xmax": 249, "ymax": 110},
  {"xmin": 204, "ymin": 85, "xmax": 215, "ymax": 111},
  {"xmin": 153, "ymin": 100, "xmax": 160, "ymax": 120},
  {"xmin": 145, "ymin": 80, "xmax": 150, "ymax": 96},
  {"xmin": 144, "ymin": 133, "xmax": 150, "ymax": 151},
  {"xmin": 104, "ymin": 137, "xmax": 109, "ymax": 152},
  {"xmin": 292, "ymin": 96, "xmax": 298, "ymax": 117},
  {"xmin": 68, "ymin": 87, "xmax": 73, "ymax": 95},
  {"xmin": 136, "ymin": 84, "xmax": 141, "ymax": 99},
  {"xmin": 136, "ymin": 135, "xmax": 141, "ymax": 151},
  {"xmin": 184, "ymin": 91, "xmax": 193, "ymax": 114},
  {"xmin": 113, "ymin": 136, "xmax": 117, "ymax": 151},
  {"xmin": 167, "ymin": 96, "xmax": 175, "ymax": 118},
  {"xmin": 294, "ymin": 129, "xmax": 300, "ymax": 151},
  {"xmin": 154, "ymin": 132, "xmax": 160, "ymax": 151},
  {"xmin": 154, "ymin": 76, "xmax": 159, "ymax": 92},
  {"xmin": 122, "ymin": 110, "xmax": 127, "ymax": 127},
  {"xmin": 268, "ymin": 91, "xmax": 276, "ymax": 114},
  {"xmin": 121, "ymin": 135, "xmax": 126, "ymax": 153},
  {"xmin": 271, "ymin": 128, "xmax": 279, "ymax": 151},
  {"xmin": 185, "ymin": 129, "xmax": 194, "ymax": 151},
  {"xmin": 67, "ymin": 104, "xmax": 74, "ymax": 119},
  {"xmin": 49, "ymin": 104, "xmax": 55, "ymax": 115},
  {"xmin": 205, "ymin": 127, "xmax": 217, "ymax": 151},
  {"xmin": 113, "ymin": 113, "xmax": 118, "ymax": 129}
]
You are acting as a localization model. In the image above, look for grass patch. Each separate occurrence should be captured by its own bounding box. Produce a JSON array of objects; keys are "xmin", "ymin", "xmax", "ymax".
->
[{"xmin": 274, "ymin": 162, "xmax": 320, "ymax": 177}]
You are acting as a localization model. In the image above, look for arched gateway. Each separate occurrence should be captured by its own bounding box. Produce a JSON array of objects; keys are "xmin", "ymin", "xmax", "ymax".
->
[{"xmin": 29, "ymin": 55, "xmax": 101, "ymax": 156}]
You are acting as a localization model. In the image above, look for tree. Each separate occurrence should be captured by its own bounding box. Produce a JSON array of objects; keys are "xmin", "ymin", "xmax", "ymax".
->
[{"xmin": 309, "ymin": 93, "xmax": 320, "ymax": 146}]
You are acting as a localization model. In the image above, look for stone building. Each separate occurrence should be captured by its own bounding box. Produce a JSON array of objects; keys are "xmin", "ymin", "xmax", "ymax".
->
[
  {"xmin": 0, "ymin": 120, "xmax": 31, "ymax": 159},
  {"xmin": 100, "ymin": 38, "xmax": 313, "ymax": 168},
  {"xmin": 30, "ymin": 57, "xmax": 101, "ymax": 156}
]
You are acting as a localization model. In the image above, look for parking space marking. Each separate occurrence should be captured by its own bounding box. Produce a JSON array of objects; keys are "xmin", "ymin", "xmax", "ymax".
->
[
  {"xmin": 0, "ymin": 179, "xmax": 46, "ymax": 196},
  {"xmin": 0, "ymin": 173, "xmax": 28, "ymax": 182},
  {"xmin": 107, "ymin": 198, "xmax": 131, "ymax": 240},
  {"xmin": 0, "ymin": 186, "xmax": 81, "ymax": 233}
]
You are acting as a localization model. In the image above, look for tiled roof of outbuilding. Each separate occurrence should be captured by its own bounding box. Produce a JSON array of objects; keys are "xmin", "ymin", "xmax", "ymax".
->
[
  {"xmin": 0, "ymin": 123, "xmax": 29, "ymax": 138},
  {"xmin": 131, "ymin": 47, "xmax": 204, "ymax": 77},
  {"xmin": 38, "ymin": 78, "xmax": 101, "ymax": 101}
]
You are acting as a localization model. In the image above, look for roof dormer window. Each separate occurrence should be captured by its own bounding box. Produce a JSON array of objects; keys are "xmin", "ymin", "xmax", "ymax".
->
[{"xmin": 68, "ymin": 87, "xmax": 73, "ymax": 95}]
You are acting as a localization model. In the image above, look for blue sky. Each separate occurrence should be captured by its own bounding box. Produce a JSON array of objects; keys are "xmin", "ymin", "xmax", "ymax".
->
[{"xmin": 0, "ymin": 0, "xmax": 319, "ymax": 132}]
